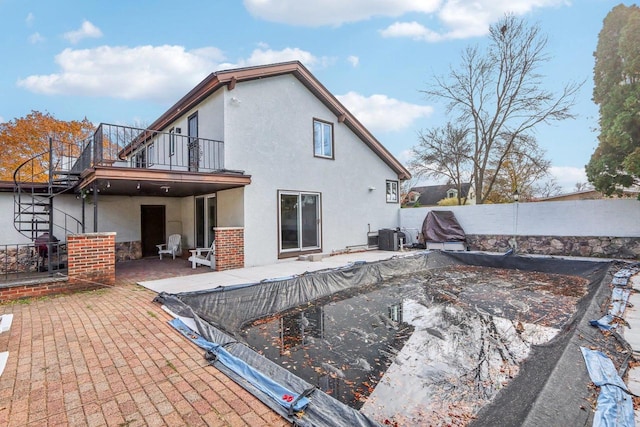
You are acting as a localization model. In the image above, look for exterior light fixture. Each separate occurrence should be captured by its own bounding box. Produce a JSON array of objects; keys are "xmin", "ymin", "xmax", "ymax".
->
[
  {"xmin": 161, "ymin": 186, "xmax": 170, "ymax": 193},
  {"xmin": 106, "ymin": 181, "xmax": 111, "ymax": 188},
  {"xmin": 513, "ymin": 189, "xmax": 519, "ymax": 202},
  {"xmin": 368, "ymin": 186, "xmax": 376, "ymax": 191},
  {"xmin": 136, "ymin": 182, "xmax": 140, "ymax": 190}
]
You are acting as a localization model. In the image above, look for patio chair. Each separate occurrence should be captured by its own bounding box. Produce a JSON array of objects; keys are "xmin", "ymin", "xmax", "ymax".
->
[
  {"xmin": 156, "ymin": 234, "xmax": 182, "ymax": 260},
  {"xmin": 188, "ymin": 241, "xmax": 215, "ymax": 269}
]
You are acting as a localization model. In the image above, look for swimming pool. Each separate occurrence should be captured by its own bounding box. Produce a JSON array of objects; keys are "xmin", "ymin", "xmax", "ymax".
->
[{"xmin": 156, "ymin": 251, "xmax": 624, "ymax": 426}]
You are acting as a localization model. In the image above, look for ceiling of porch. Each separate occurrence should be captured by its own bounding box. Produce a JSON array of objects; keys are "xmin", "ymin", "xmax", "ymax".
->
[{"xmin": 77, "ymin": 166, "xmax": 251, "ymax": 197}]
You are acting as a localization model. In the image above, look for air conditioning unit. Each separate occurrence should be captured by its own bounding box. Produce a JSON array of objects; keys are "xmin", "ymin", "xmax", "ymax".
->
[
  {"xmin": 367, "ymin": 232, "xmax": 378, "ymax": 249},
  {"xmin": 378, "ymin": 229, "xmax": 398, "ymax": 251}
]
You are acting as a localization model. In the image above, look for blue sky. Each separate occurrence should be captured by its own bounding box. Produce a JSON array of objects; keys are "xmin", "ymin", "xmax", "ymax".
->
[{"xmin": 0, "ymin": 0, "xmax": 630, "ymax": 191}]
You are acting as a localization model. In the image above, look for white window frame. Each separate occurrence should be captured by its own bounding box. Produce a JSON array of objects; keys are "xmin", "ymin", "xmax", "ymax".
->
[
  {"xmin": 148, "ymin": 143, "xmax": 155, "ymax": 167},
  {"xmin": 169, "ymin": 128, "xmax": 176, "ymax": 157},
  {"xmin": 278, "ymin": 191, "xmax": 322, "ymax": 254},
  {"xmin": 313, "ymin": 119, "xmax": 333, "ymax": 159},
  {"xmin": 386, "ymin": 180, "xmax": 398, "ymax": 203}
]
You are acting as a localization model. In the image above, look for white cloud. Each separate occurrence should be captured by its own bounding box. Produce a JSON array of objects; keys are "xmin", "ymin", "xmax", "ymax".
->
[
  {"xmin": 396, "ymin": 149, "xmax": 415, "ymax": 165},
  {"xmin": 380, "ymin": 21, "xmax": 443, "ymax": 42},
  {"xmin": 17, "ymin": 44, "xmax": 324, "ymax": 103},
  {"xmin": 337, "ymin": 91, "xmax": 433, "ymax": 132},
  {"xmin": 235, "ymin": 47, "xmax": 321, "ymax": 68},
  {"xmin": 17, "ymin": 45, "xmax": 226, "ymax": 102},
  {"xmin": 63, "ymin": 20, "xmax": 103, "ymax": 44},
  {"xmin": 549, "ymin": 165, "xmax": 587, "ymax": 192},
  {"xmin": 347, "ymin": 55, "xmax": 359, "ymax": 67},
  {"xmin": 243, "ymin": 0, "xmax": 440, "ymax": 26},
  {"xmin": 29, "ymin": 32, "xmax": 45, "ymax": 44},
  {"xmin": 25, "ymin": 12, "xmax": 34, "ymax": 26},
  {"xmin": 381, "ymin": 0, "xmax": 568, "ymax": 41},
  {"xmin": 245, "ymin": 0, "xmax": 568, "ymax": 41},
  {"xmin": 0, "ymin": 116, "xmax": 5, "ymax": 123}
]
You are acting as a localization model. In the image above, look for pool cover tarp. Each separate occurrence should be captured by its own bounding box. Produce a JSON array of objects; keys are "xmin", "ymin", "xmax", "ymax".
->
[
  {"xmin": 580, "ymin": 347, "xmax": 634, "ymax": 427},
  {"xmin": 155, "ymin": 251, "xmax": 629, "ymax": 426}
]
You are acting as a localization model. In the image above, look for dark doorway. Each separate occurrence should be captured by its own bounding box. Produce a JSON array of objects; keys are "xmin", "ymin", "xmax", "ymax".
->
[{"xmin": 141, "ymin": 205, "xmax": 166, "ymax": 257}]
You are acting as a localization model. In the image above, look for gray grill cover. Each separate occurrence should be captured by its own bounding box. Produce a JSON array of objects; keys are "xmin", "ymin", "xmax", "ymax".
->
[{"xmin": 422, "ymin": 210, "xmax": 466, "ymax": 242}]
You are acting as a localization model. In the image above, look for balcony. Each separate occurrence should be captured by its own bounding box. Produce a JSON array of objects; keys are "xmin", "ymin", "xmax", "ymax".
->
[{"xmin": 68, "ymin": 123, "xmax": 250, "ymax": 197}]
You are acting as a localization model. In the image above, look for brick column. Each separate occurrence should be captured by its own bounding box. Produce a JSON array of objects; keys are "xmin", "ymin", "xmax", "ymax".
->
[
  {"xmin": 214, "ymin": 227, "xmax": 244, "ymax": 271},
  {"xmin": 67, "ymin": 232, "xmax": 116, "ymax": 286}
]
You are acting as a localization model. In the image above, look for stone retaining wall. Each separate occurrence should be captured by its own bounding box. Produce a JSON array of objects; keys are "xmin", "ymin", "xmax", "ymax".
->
[
  {"xmin": 115, "ymin": 241, "xmax": 142, "ymax": 261},
  {"xmin": 466, "ymin": 234, "xmax": 640, "ymax": 260}
]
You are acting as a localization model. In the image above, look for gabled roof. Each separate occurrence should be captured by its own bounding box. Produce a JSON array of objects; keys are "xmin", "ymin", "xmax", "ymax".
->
[
  {"xmin": 146, "ymin": 61, "xmax": 411, "ymax": 180},
  {"xmin": 410, "ymin": 183, "xmax": 472, "ymax": 206}
]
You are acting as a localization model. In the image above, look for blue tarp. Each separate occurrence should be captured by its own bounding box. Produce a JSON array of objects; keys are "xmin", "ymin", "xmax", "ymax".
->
[
  {"xmin": 580, "ymin": 347, "xmax": 635, "ymax": 427},
  {"xmin": 169, "ymin": 318, "xmax": 311, "ymax": 413}
]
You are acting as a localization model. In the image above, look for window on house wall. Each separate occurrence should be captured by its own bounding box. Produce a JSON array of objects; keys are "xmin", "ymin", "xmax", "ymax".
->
[
  {"xmin": 169, "ymin": 128, "xmax": 175, "ymax": 157},
  {"xmin": 134, "ymin": 148, "xmax": 146, "ymax": 168},
  {"xmin": 148, "ymin": 143, "xmax": 155, "ymax": 166},
  {"xmin": 386, "ymin": 180, "xmax": 398, "ymax": 203},
  {"xmin": 447, "ymin": 189, "xmax": 458, "ymax": 199},
  {"xmin": 313, "ymin": 119, "xmax": 333, "ymax": 159}
]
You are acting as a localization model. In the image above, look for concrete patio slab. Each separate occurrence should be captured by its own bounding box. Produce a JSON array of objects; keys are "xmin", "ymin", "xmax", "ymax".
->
[{"xmin": 139, "ymin": 250, "xmax": 415, "ymax": 293}]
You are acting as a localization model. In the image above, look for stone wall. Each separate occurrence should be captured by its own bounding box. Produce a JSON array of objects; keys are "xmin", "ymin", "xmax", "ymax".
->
[
  {"xmin": 0, "ymin": 244, "xmax": 67, "ymax": 275},
  {"xmin": 466, "ymin": 234, "xmax": 640, "ymax": 260},
  {"xmin": 115, "ymin": 241, "xmax": 142, "ymax": 261}
]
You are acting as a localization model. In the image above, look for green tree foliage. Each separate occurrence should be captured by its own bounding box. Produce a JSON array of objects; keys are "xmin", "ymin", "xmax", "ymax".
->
[
  {"xmin": 422, "ymin": 14, "xmax": 580, "ymax": 204},
  {"xmin": 0, "ymin": 111, "xmax": 93, "ymax": 182},
  {"xmin": 587, "ymin": 4, "xmax": 640, "ymax": 195}
]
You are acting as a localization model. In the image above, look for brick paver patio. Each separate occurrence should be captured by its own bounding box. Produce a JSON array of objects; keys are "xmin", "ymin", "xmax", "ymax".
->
[{"xmin": 0, "ymin": 259, "xmax": 288, "ymax": 426}]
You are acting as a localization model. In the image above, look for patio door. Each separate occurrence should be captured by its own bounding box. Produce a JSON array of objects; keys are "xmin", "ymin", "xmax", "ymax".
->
[
  {"xmin": 279, "ymin": 191, "xmax": 321, "ymax": 254},
  {"xmin": 195, "ymin": 195, "xmax": 216, "ymax": 248},
  {"xmin": 141, "ymin": 205, "xmax": 166, "ymax": 257},
  {"xmin": 188, "ymin": 113, "xmax": 199, "ymax": 172}
]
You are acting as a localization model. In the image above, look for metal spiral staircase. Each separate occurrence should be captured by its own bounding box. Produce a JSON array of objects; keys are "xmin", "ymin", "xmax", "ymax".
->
[{"xmin": 13, "ymin": 137, "xmax": 84, "ymax": 244}]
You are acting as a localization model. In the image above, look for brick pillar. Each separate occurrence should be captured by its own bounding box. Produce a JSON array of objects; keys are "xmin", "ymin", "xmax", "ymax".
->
[
  {"xmin": 67, "ymin": 232, "xmax": 116, "ymax": 286},
  {"xmin": 214, "ymin": 227, "xmax": 244, "ymax": 271}
]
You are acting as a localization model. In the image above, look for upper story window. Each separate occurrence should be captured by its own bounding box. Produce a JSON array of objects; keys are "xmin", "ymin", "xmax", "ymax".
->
[
  {"xmin": 148, "ymin": 143, "xmax": 155, "ymax": 166},
  {"xmin": 134, "ymin": 148, "xmax": 146, "ymax": 168},
  {"xmin": 386, "ymin": 180, "xmax": 398, "ymax": 203},
  {"xmin": 447, "ymin": 189, "xmax": 458, "ymax": 199},
  {"xmin": 169, "ymin": 128, "xmax": 176, "ymax": 157},
  {"xmin": 313, "ymin": 119, "xmax": 334, "ymax": 159}
]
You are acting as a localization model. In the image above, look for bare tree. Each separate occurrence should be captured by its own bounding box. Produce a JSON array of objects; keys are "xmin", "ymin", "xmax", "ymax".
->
[
  {"xmin": 410, "ymin": 123, "xmax": 472, "ymax": 205},
  {"xmin": 538, "ymin": 179, "xmax": 563, "ymax": 198},
  {"xmin": 423, "ymin": 14, "xmax": 581, "ymax": 204},
  {"xmin": 574, "ymin": 182, "xmax": 592, "ymax": 192}
]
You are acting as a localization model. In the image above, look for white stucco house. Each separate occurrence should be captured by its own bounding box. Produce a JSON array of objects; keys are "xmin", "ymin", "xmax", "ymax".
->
[{"xmin": 2, "ymin": 61, "xmax": 410, "ymax": 269}]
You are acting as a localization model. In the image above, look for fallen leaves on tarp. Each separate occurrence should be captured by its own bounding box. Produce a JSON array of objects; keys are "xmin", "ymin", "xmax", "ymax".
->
[{"xmin": 240, "ymin": 264, "xmax": 589, "ymax": 425}]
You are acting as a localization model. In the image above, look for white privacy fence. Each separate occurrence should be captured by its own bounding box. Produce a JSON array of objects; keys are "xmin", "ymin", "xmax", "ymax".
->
[{"xmin": 399, "ymin": 199, "xmax": 640, "ymax": 238}]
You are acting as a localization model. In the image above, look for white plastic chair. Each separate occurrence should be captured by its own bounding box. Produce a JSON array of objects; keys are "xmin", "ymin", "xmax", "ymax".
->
[
  {"xmin": 188, "ymin": 241, "xmax": 216, "ymax": 269},
  {"xmin": 156, "ymin": 234, "xmax": 182, "ymax": 260}
]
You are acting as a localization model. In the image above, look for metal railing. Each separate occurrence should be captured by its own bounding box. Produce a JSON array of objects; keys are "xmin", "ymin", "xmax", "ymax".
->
[
  {"xmin": 71, "ymin": 123, "xmax": 225, "ymax": 173},
  {"xmin": 0, "ymin": 242, "xmax": 66, "ymax": 281},
  {"xmin": 13, "ymin": 147, "xmax": 84, "ymax": 241}
]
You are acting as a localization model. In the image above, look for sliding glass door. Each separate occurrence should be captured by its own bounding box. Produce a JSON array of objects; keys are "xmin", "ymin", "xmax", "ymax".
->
[
  {"xmin": 195, "ymin": 195, "xmax": 216, "ymax": 248},
  {"xmin": 279, "ymin": 191, "xmax": 321, "ymax": 254}
]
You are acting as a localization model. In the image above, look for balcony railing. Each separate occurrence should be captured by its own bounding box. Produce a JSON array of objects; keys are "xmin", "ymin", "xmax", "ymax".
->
[{"xmin": 70, "ymin": 123, "xmax": 224, "ymax": 173}]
